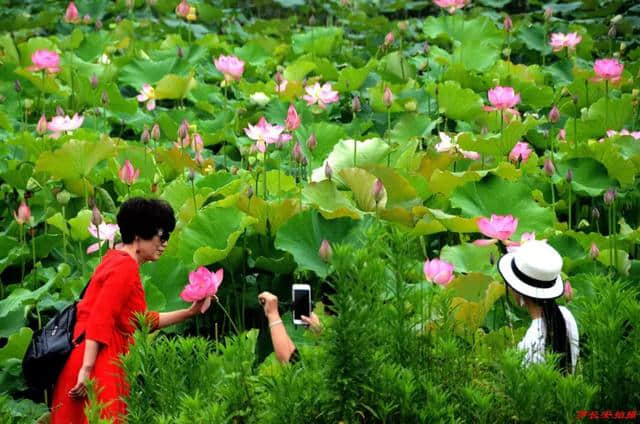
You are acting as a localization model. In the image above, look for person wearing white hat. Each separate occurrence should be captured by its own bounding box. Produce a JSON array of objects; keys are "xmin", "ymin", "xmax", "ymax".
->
[{"xmin": 497, "ymin": 241, "xmax": 579, "ymax": 374}]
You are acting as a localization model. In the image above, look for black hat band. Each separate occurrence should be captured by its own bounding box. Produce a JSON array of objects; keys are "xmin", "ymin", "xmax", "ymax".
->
[{"xmin": 511, "ymin": 258, "xmax": 557, "ymax": 289}]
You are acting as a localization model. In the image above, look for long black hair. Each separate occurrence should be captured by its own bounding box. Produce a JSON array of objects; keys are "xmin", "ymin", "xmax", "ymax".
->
[{"xmin": 532, "ymin": 297, "xmax": 573, "ymax": 374}]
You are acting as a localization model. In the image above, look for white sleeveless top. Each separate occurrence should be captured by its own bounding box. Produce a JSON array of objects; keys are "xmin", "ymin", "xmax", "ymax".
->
[{"xmin": 517, "ymin": 306, "xmax": 579, "ymax": 373}]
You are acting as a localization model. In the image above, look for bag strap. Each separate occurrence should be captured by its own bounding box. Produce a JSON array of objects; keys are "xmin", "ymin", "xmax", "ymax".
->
[
  {"xmin": 72, "ymin": 279, "xmax": 92, "ymax": 346},
  {"xmin": 78, "ymin": 279, "xmax": 92, "ymax": 300}
]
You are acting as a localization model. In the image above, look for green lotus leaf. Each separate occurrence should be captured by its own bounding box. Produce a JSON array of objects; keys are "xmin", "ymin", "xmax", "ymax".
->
[
  {"xmin": 265, "ymin": 170, "xmax": 297, "ymax": 195},
  {"xmin": 447, "ymin": 272, "xmax": 497, "ymax": 302},
  {"xmin": 0, "ymin": 269, "xmax": 64, "ymax": 319},
  {"xmin": 35, "ymin": 138, "xmax": 117, "ymax": 181},
  {"xmin": 552, "ymin": 158, "xmax": 617, "ymax": 196},
  {"xmin": 441, "ymin": 243, "xmax": 499, "ymax": 275},
  {"xmin": 451, "ymin": 297, "xmax": 484, "ymax": 334},
  {"xmin": 141, "ymin": 255, "xmax": 190, "ymax": 312},
  {"xmin": 518, "ymin": 24, "xmax": 552, "ymax": 55},
  {"xmin": 0, "ymin": 327, "xmax": 33, "ymax": 363},
  {"xmin": 14, "ymin": 67, "xmax": 67, "ymax": 96},
  {"xmin": 155, "ymin": 73, "xmax": 196, "ymax": 100},
  {"xmin": 365, "ymin": 165, "xmax": 419, "ymax": 209},
  {"xmin": 236, "ymin": 194, "xmax": 301, "ymax": 236},
  {"xmin": 0, "ymin": 33, "xmax": 19, "ymax": 64},
  {"xmin": 581, "ymin": 138, "xmax": 637, "ymax": 187},
  {"xmin": 174, "ymin": 205, "xmax": 255, "ymax": 267},
  {"xmin": 423, "ymin": 15, "xmax": 504, "ymax": 47},
  {"xmin": 0, "ymin": 309, "xmax": 26, "ymax": 339},
  {"xmin": 141, "ymin": 279, "xmax": 167, "ymax": 312},
  {"xmin": 339, "ymin": 168, "xmax": 382, "ymax": 212},
  {"xmin": 68, "ymin": 209, "xmax": 93, "ymax": 241},
  {"xmin": 428, "ymin": 208, "xmax": 479, "ymax": 233},
  {"xmin": 391, "ymin": 115, "xmax": 438, "ymax": 142},
  {"xmin": 378, "ymin": 51, "xmax": 416, "ymax": 83},
  {"xmin": 455, "ymin": 41, "xmax": 500, "ymax": 72},
  {"xmin": 292, "ymin": 27, "xmax": 343, "ymax": 57},
  {"xmin": 335, "ymin": 61, "xmax": 375, "ymax": 92},
  {"xmin": 284, "ymin": 59, "xmax": 317, "ymax": 81},
  {"xmin": 302, "ymin": 181, "xmax": 362, "ymax": 220},
  {"xmin": 564, "ymin": 94, "xmax": 633, "ymax": 142},
  {"xmin": 411, "ymin": 214, "xmax": 446, "ymax": 236},
  {"xmin": 275, "ymin": 210, "xmax": 360, "ymax": 278},
  {"xmin": 161, "ymin": 178, "xmax": 193, "ymax": 215},
  {"xmin": 430, "ymin": 169, "xmax": 482, "ymax": 196},
  {"xmin": 437, "ymin": 80, "xmax": 484, "ymax": 122},
  {"xmin": 311, "ymin": 138, "xmax": 389, "ymax": 184},
  {"xmin": 451, "ymin": 174, "xmax": 555, "ymax": 237}
]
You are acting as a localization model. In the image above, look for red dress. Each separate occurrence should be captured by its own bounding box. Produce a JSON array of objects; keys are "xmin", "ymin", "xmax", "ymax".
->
[{"xmin": 51, "ymin": 250, "xmax": 159, "ymax": 424}]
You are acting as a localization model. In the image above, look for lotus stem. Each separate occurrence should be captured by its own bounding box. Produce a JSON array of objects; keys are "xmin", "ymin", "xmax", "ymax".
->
[
  {"xmin": 386, "ymin": 108, "xmax": 391, "ymax": 166},
  {"xmin": 585, "ymin": 80, "xmax": 589, "ymax": 107},
  {"xmin": 190, "ymin": 177, "xmax": 197, "ymax": 214},
  {"xmin": 20, "ymin": 225, "xmax": 25, "ymax": 283},
  {"xmin": 608, "ymin": 204, "xmax": 613, "ymax": 270},
  {"xmin": 263, "ymin": 151, "xmax": 268, "ymax": 200},
  {"xmin": 612, "ymin": 200, "xmax": 618, "ymax": 271},
  {"xmin": 216, "ymin": 298, "xmax": 240, "ymax": 334},
  {"xmin": 605, "ymin": 80, "xmax": 609, "ymax": 129},
  {"xmin": 96, "ymin": 224, "xmax": 102, "ymax": 261},
  {"xmin": 573, "ymin": 104, "xmax": 578, "ymax": 153},
  {"xmin": 353, "ymin": 137, "xmax": 357, "ymax": 167},
  {"xmin": 567, "ymin": 184, "xmax": 572, "ymax": 230},
  {"xmin": 399, "ymin": 36, "xmax": 406, "ymax": 81},
  {"xmin": 62, "ymin": 206, "xmax": 68, "ymax": 264},
  {"xmin": 31, "ymin": 228, "xmax": 37, "ymax": 286},
  {"xmin": 500, "ymin": 112, "xmax": 504, "ymax": 156}
]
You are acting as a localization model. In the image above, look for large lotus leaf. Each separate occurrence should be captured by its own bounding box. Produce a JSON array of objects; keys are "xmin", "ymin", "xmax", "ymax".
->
[
  {"xmin": 423, "ymin": 15, "xmax": 504, "ymax": 47},
  {"xmin": 365, "ymin": 165, "xmax": 419, "ymax": 208},
  {"xmin": 335, "ymin": 61, "xmax": 375, "ymax": 92},
  {"xmin": 155, "ymin": 73, "xmax": 196, "ymax": 100},
  {"xmin": 162, "ymin": 178, "xmax": 194, "ymax": 213},
  {"xmin": 119, "ymin": 57, "xmax": 179, "ymax": 87},
  {"xmin": 450, "ymin": 174, "xmax": 555, "ymax": 237},
  {"xmin": 295, "ymin": 122, "xmax": 347, "ymax": 169},
  {"xmin": 234, "ymin": 38, "xmax": 277, "ymax": 67},
  {"xmin": 518, "ymin": 24, "xmax": 553, "ymax": 55},
  {"xmin": 417, "ymin": 152, "xmax": 455, "ymax": 179},
  {"xmin": 411, "ymin": 214, "xmax": 446, "ymax": 236},
  {"xmin": 378, "ymin": 51, "xmax": 416, "ymax": 83},
  {"xmin": 451, "ymin": 298, "xmax": 484, "ymax": 334},
  {"xmin": 440, "ymin": 243, "xmax": 499, "ymax": 275},
  {"xmin": 35, "ymin": 138, "xmax": 117, "ymax": 180},
  {"xmin": 0, "ymin": 308, "xmax": 26, "ymax": 339},
  {"xmin": 68, "ymin": 209, "xmax": 93, "ymax": 241},
  {"xmin": 311, "ymin": 138, "xmax": 389, "ymax": 184},
  {"xmin": 292, "ymin": 27, "xmax": 343, "ymax": 57},
  {"xmin": 447, "ymin": 272, "xmax": 497, "ymax": 303},
  {"xmin": 597, "ymin": 249, "xmax": 631, "ymax": 276},
  {"xmin": 156, "ymin": 147, "xmax": 198, "ymax": 179},
  {"xmin": 339, "ymin": 168, "xmax": 385, "ymax": 212},
  {"xmin": 275, "ymin": 210, "xmax": 360, "ymax": 278},
  {"xmin": 0, "ymin": 33, "xmax": 19, "ymax": 64},
  {"xmin": 174, "ymin": 206, "xmax": 256, "ymax": 267},
  {"xmin": 584, "ymin": 140, "xmax": 637, "ymax": 187},
  {"xmin": 0, "ymin": 327, "xmax": 33, "ymax": 363},
  {"xmin": 421, "ymin": 207, "xmax": 479, "ymax": 233},
  {"xmin": 284, "ymin": 59, "xmax": 317, "ymax": 81},
  {"xmin": 236, "ymin": 194, "xmax": 301, "ymax": 236},
  {"xmin": 265, "ymin": 170, "xmax": 297, "ymax": 195},
  {"xmin": 564, "ymin": 95, "xmax": 633, "ymax": 142},
  {"xmin": 0, "ymin": 268, "xmax": 65, "ymax": 319},
  {"xmin": 454, "ymin": 41, "xmax": 500, "ymax": 72},
  {"xmin": 391, "ymin": 115, "xmax": 438, "ymax": 142},
  {"xmin": 302, "ymin": 181, "xmax": 362, "ymax": 220},
  {"xmin": 430, "ymin": 169, "xmax": 483, "ymax": 196},
  {"xmin": 437, "ymin": 81, "xmax": 484, "ymax": 122},
  {"xmin": 552, "ymin": 158, "xmax": 617, "ymax": 196},
  {"xmin": 141, "ymin": 255, "xmax": 190, "ymax": 312}
]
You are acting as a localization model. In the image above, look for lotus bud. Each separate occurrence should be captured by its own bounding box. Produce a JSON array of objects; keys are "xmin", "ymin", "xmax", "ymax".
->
[
  {"xmin": 141, "ymin": 127, "xmax": 150, "ymax": 144},
  {"xmin": 611, "ymin": 14, "xmax": 622, "ymax": 24},
  {"xmin": 589, "ymin": 242, "xmax": 599, "ymax": 259},
  {"xmin": 619, "ymin": 42, "xmax": 626, "ymax": 54},
  {"xmin": 90, "ymin": 73, "xmax": 99, "ymax": 89},
  {"xmin": 56, "ymin": 105, "xmax": 65, "ymax": 116},
  {"xmin": 404, "ymin": 100, "xmax": 417, "ymax": 112},
  {"xmin": 351, "ymin": 95, "xmax": 361, "ymax": 113},
  {"xmin": 178, "ymin": 119, "xmax": 189, "ymax": 139},
  {"xmin": 95, "ymin": 19, "xmax": 102, "ymax": 30},
  {"xmin": 36, "ymin": 114, "xmax": 48, "ymax": 135},
  {"xmin": 383, "ymin": 86, "xmax": 393, "ymax": 108},
  {"xmin": 558, "ymin": 128, "xmax": 566, "ymax": 141},
  {"xmin": 318, "ymin": 239, "xmax": 332, "ymax": 262},
  {"xmin": 481, "ymin": 126, "xmax": 488, "ymax": 135},
  {"xmin": 608, "ymin": 25, "xmax": 616, "ymax": 39},
  {"xmin": 147, "ymin": 0, "xmax": 157, "ymax": 6},
  {"xmin": 14, "ymin": 80, "xmax": 21, "ymax": 93},
  {"xmin": 151, "ymin": 123, "xmax": 161, "ymax": 141},
  {"xmin": 324, "ymin": 161, "xmax": 333, "ymax": 181},
  {"xmin": 83, "ymin": 14, "xmax": 91, "ymax": 24},
  {"xmin": 274, "ymin": 71, "xmax": 283, "ymax": 85},
  {"xmin": 603, "ymin": 188, "xmax": 616, "ymax": 205},
  {"xmin": 230, "ymin": 166, "xmax": 238, "ymax": 175},
  {"xmin": 383, "ymin": 32, "xmax": 395, "ymax": 47},
  {"xmin": 247, "ymin": 185, "xmax": 254, "ymax": 199},
  {"xmin": 372, "ymin": 178, "xmax": 385, "ymax": 203},
  {"xmin": 544, "ymin": 7, "xmax": 552, "ymax": 21},
  {"xmin": 591, "ymin": 207, "xmax": 600, "ymax": 220},
  {"xmin": 543, "ymin": 158, "xmax": 555, "ymax": 176},
  {"xmin": 308, "ymin": 15, "xmax": 316, "ymax": 25},
  {"xmin": 423, "ymin": 41, "xmax": 430, "ymax": 53},
  {"xmin": 100, "ymin": 91, "xmax": 109, "ymax": 106},
  {"xmin": 306, "ymin": 133, "xmax": 317, "ymax": 151},
  {"xmin": 292, "ymin": 141, "xmax": 303, "ymax": 163},
  {"xmin": 115, "ymin": 15, "xmax": 122, "ymax": 23},
  {"xmin": 548, "ymin": 105, "xmax": 559, "ymax": 123},
  {"xmin": 0, "ymin": 95, "xmax": 5, "ymax": 103},
  {"xmin": 397, "ymin": 21, "xmax": 408, "ymax": 32},
  {"xmin": 565, "ymin": 168, "xmax": 573, "ymax": 183},
  {"xmin": 301, "ymin": 156, "xmax": 308, "ymax": 166},
  {"xmin": 503, "ymin": 15, "xmax": 512, "ymax": 32},
  {"xmin": 14, "ymin": 202, "xmax": 31, "ymax": 225},
  {"xmin": 91, "ymin": 205, "xmax": 102, "ymax": 226},
  {"xmin": 564, "ymin": 281, "xmax": 573, "ymax": 302}
]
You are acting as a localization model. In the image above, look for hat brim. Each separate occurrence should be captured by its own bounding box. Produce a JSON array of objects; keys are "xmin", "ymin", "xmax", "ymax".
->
[{"xmin": 498, "ymin": 253, "xmax": 564, "ymax": 300}]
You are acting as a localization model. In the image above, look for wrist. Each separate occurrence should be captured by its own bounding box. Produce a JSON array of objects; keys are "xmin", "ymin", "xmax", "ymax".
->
[
  {"xmin": 81, "ymin": 364, "xmax": 94, "ymax": 372},
  {"xmin": 266, "ymin": 312, "xmax": 281, "ymax": 322}
]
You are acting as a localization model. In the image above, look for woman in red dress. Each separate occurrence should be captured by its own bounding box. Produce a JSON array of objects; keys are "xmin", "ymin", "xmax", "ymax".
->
[{"xmin": 51, "ymin": 198, "xmax": 213, "ymax": 424}]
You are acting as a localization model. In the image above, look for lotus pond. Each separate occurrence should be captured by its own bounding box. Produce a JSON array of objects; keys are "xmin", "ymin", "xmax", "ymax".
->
[{"xmin": 1, "ymin": 0, "xmax": 639, "ymax": 422}]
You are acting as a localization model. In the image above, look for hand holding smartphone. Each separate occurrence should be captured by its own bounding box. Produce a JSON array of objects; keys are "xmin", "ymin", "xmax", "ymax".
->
[{"xmin": 292, "ymin": 284, "xmax": 311, "ymax": 325}]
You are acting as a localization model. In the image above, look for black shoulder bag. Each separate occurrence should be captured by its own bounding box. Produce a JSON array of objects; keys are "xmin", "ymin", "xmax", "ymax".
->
[{"xmin": 22, "ymin": 280, "xmax": 91, "ymax": 391}]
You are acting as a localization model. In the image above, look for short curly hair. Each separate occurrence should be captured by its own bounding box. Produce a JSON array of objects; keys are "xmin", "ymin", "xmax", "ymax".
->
[{"xmin": 116, "ymin": 197, "xmax": 176, "ymax": 244}]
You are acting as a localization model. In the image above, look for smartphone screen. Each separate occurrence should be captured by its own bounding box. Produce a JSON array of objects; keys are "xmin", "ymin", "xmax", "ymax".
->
[{"xmin": 293, "ymin": 288, "xmax": 310, "ymax": 320}]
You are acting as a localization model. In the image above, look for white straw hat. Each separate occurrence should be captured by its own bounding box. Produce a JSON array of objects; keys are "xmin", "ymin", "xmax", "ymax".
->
[{"xmin": 497, "ymin": 241, "xmax": 564, "ymax": 300}]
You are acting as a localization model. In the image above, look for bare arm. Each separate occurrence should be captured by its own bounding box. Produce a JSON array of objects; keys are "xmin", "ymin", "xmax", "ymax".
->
[
  {"xmin": 68, "ymin": 339, "xmax": 100, "ymax": 398},
  {"xmin": 259, "ymin": 292, "xmax": 296, "ymax": 363},
  {"xmin": 156, "ymin": 296, "xmax": 213, "ymax": 330}
]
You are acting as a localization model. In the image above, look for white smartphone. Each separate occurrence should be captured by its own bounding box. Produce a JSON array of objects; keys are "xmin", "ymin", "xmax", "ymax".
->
[{"xmin": 292, "ymin": 284, "xmax": 311, "ymax": 325}]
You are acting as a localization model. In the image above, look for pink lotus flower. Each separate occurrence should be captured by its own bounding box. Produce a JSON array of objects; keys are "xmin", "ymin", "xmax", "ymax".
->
[
  {"xmin": 29, "ymin": 50, "xmax": 61, "ymax": 74},
  {"xmin": 486, "ymin": 86, "xmax": 521, "ymax": 110},
  {"xmin": 318, "ymin": 239, "xmax": 332, "ymax": 262},
  {"xmin": 423, "ymin": 258, "xmax": 455, "ymax": 286},
  {"xmin": 506, "ymin": 232, "xmax": 547, "ymax": 252},
  {"xmin": 119, "ymin": 160, "xmax": 140, "ymax": 185},
  {"xmin": 564, "ymin": 281, "xmax": 573, "ymax": 302},
  {"xmin": 180, "ymin": 267, "xmax": 223, "ymax": 302},
  {"xmin": 475, "ymin": 214, "xmax": 518, "ymax": 245},
  {"xmin": 508, "ymin": 141, "xmax": 533, "ymax": 163},
  {"xmin": 36, "ymin": 114, "xmax": 48, "ymax": 135},
  {"xmin": 434, "ymin": 132, "xmax": 480, "ymax": 160},
  {"xmin": 604, "ymin": 128, "xmax": 640, "ymax": 140},
  {"xmin": 558, "ymin": 128, "xmax": 566, "ymax": 141},
  {"xmin": 136, "ymin": 84, "xmax": 156, "ymax": 111},
  {"xmin": 244, "ymin": 117, "xmax": 285, "ymax": 153},
  {"xmin": 64, "ymin": 1, "xmax": 79, "ymax": 22},
  {"xmin": 47, "ymin": 113, "xmax": 84, "ymax": 138},
  {"xmin": 433, "ymin": 0, "xmax": 468, "ymax": 14},
  {"xmin": 14, "ymin": 202, "xmax": 31, "ymax": 226},
  {"xmin": 175, "ymin": 0, "xmax": 190, "ymax": 17},
  {"xmin": 285, "ymin": 104, "xmax": 301, "ymax": 131},
  {"xmin": 549, "ymin": 32, "xmax": 582, "ymax": 52},
  {"xmin": 384, "ymin": 32, "xmax": 395, "ymax": 47},
  {"xmin": 214, "ymin": 55, "xmax": 245, "ymax": 83},
  {"xmin": 303, "ymin": 82, "xmax": 339, "ymax": 109},
  {"xmin": 87, "ymin": 222, "xmax": 119, "ymax": 254},
  {"xmin": 593, "ymin": 59, "xmax": 623, "ymax": 83},
  {"xmin": 192, "ymin": 133, "xmax": 204, "ymax": 152}
]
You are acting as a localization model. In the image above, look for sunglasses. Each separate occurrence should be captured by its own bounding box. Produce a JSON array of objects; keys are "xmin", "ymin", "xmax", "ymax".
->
[{"xmin": 156, "ymin": 229, "xmax": 170, "ymax": 243}]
